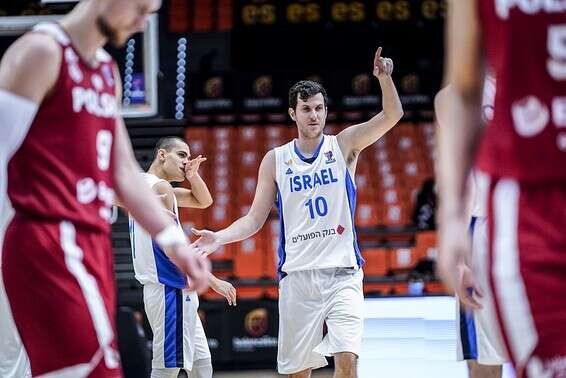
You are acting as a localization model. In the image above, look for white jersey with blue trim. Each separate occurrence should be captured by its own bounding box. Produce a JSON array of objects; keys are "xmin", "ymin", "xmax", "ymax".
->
[
  {"xmin": 129, "ymin": 173, "xmax": 187, "ymax": 289},
  {"xmin": 274, "ymin": 135, "xmax": 364, "ymax": 276}
]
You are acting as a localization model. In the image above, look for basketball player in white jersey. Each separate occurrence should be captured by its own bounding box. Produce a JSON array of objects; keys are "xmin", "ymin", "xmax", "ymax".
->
[
  {"xmin": 435, "ymin": 76, "xmax": 508, "ymax": 378},
  {"xmin": 128, "ymin": 137, "xmax": 236, "ymax": 378},
  {"xmin": 0, "ymin": 202, "xmax": 30, "ymax": 378},
  {"xmin": 192, "ymin": 47, "xmax": 403, "ymax": 377}
]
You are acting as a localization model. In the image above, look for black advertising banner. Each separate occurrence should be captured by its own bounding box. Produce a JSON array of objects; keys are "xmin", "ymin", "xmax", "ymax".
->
[
  {"xmin": 187, "ymin": 73, "xmax": 236, "ymax": 115},
  {"xmin": 200, "ymin": 299, "xmax": 279, "ymax": 365},
  {"xmin": 239, "ymin": 72, "xmax": 287, "ymax": 113},
  {"xmin": 228, "ymin": 300, "xmax": 279, "ymax": 362}
]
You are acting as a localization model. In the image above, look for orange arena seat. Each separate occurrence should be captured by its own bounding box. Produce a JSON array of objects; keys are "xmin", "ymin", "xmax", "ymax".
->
[
  {"xmin": 415, "ymin": 231, "xmax": 438, "ymax": 261},
  {"xmin": 234, "ymin": 235, "xmax": 264, "ymax": 279},
  {"xmin": 390, "ymin": 247, "xmax": 418, "ymax": 271},
  {"xmin": 361, "ymin": 248, "xmax": 389, "ymax": 276}
]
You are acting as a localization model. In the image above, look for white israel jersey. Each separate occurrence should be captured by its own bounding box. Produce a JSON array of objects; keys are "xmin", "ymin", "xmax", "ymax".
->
[
  {"xmin": 274, "ymin": 135, "xmax": 364, "ymax": 277},
  {"xmin": 129, "ymin": 173, "xmax": 187, "ymax": 289}
]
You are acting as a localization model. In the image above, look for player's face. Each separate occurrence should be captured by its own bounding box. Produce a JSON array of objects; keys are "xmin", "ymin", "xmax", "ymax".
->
[
  {"xmin": 162, "ymin": 142, "xmax": 190, "ymax": 182},
  {"xmin": 96, "ymin": 0, "xmax": 162, "ymax": 47},
  {"xmin": 292, "ymin": 93, "xmax": 327, "ymax": 140}
]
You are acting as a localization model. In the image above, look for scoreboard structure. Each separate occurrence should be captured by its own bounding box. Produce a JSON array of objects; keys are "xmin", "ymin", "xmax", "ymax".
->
[{"xmin": 0, "ymin": 0, "xmax": 160, "ymax": 118}]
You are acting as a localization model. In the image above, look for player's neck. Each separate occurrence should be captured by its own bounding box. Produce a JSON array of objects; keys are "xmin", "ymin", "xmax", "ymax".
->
[
  {"xmin": 295, "ymin": 135, "xmax": 323, "ymax": 157},
  {"xmin": 148, "ymin": 164, "xmax": 173, "ymax": 183},
  {"xmin": 59, "ymin": 3, "xmax": 107, "ymax": 66}
]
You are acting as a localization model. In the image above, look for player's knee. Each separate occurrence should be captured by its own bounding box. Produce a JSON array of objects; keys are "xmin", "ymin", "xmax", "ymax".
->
[
  {"xmin": 333, "ymin": 352, "xmax": 357, "ymax": 377},
  {"xmin": 470, "ymin": 363, "xmax": 502, "ymax": 378}
]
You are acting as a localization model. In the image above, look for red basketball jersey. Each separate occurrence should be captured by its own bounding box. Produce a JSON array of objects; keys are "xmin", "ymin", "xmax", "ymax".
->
[
  {"xmin": 7, "ymin": 23, "xmax": 119, "ymax": 233},
  {"xmin": 476, "ymin": 0, "xmax": 566, "ymax": 182}
]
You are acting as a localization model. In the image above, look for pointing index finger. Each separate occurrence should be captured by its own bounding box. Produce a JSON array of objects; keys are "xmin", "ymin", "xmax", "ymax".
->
[{"xmin": 375, "ymin": 47, "xmax": 382, "ymax": 61}]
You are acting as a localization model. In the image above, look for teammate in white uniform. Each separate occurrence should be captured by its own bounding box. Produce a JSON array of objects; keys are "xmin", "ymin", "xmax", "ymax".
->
[
  {"xmin": 128, "ymin": 137, "xmax": 236, "ymax": 378},
  {"xmin": 436, "ymin": 76, "xmax": 508, "ymax": 378},
  {"xmin": 193, "ymin": 48, "xmax": 403, "ymax": 378},
  {"xmin": 0, "ymin": 100, "xmax": 33, "ymax": 378},
  {"xmin": 0, "ymin": 201, "xmax": 31, "ymax": 378}
]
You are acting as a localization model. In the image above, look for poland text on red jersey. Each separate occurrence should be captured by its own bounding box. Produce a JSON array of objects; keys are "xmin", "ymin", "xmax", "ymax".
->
[{"xmin": 8, "ymin": 23, "xmax": 119, "ymax": 233}]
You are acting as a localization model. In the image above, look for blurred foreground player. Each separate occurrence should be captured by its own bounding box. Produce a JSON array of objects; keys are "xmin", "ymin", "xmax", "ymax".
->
[
  {"xmin": 0, "ymin": 1, "xmax": 209, "ymax": 376},
  {"xmin": 436, "ymin": 78, "xmax": 508, "ymax": 378},
  {"xmin": 437, "ymin": 1, "xmax": 566, "ymax": 377}
]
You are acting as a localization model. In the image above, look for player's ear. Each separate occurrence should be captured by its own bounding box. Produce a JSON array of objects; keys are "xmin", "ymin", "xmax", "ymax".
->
[
  {"xmin": 289, "ymin": 108, "xmax": 296, "ymax": 121},
  {"xmin": 158, "ymin": 149, "xmax": 166, "ymax": 161}
]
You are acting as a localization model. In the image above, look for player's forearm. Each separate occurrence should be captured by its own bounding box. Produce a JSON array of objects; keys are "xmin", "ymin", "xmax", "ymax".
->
[
  {"xmin": 438, "ymin": 92, "xmax": 482, "ymax": 218},
  {"xmin": 208, "ymin": 271, "xmax": 221, "ymax": 288},
  {"xmin": 186, "ymin": 173, "xmax": 213, "ymax": 208},
  {"xmin": 215, "ymin": 213, "xmax": 265, "ymax": 245},
  {"xmin": 377, "ymin": 75, "xmax": 403, "ymax": 124}
]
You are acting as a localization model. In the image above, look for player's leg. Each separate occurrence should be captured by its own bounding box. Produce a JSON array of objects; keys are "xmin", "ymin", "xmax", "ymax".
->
[
  {"xmin": 0, "ymin": 269, "xmax": 31, "ymax": 378},
  {"xmin": 277, "ymin": 270, "xmax": 328, "ymax": 376},
  {"xmin": 2, "ymin": 219, "xmax": 121, "ymax": 377},
  {"xmin": 468, "ymin": 361, "xmax": 502, "ymax": 378},
  {"xmin": 315, "ymin": 268, "xmax": 363, "ymax": 378},
  {"xmin": 488, "ymin": 178, "xmax": 566, "ymax": 377},
  {"xmin": 144, "ymin": 283, "xmax": 190, "ymax": 375},
  {"xmin": 187, "ymin": 292, "xmax": 212, "ymax": 378},
  {"xmin": 333, "ymin": 352, "xmax": 356, "ymax": 378}
]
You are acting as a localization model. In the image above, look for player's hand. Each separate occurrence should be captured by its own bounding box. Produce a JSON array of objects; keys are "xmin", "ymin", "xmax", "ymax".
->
[
  {"xmin": 210, "ymin": 277, "xmax": 237, "ymax": 306},
  {"xmin": 192, "ymin": 228, "xmax": 221, "ymax": 256},
  {"xmin": 456, "ymin": 263, "xmax": 484, "ymax": 310},
  {"xmin": 437, "ymin": 213, "xmax": 479, "ymax": 306},
  {"xmin": 166, "ymin": 242, "xmax": 211, "ymax": 293},
  {"xmin": 185, "ymin": 155, "xmax": 207, "ymax": 179},
  {"xmin": 372, "ymin": 47, "xmax": 394, "ymax": 78}
]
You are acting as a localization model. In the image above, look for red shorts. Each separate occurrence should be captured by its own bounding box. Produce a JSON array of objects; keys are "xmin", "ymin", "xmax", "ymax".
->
[
  {"xmin": 486, "ymin": 177, "xmax": 566, "ymax": 378},
  {"xmin": 2, "ymin": 214, "xmax": 122, "ymax": 377}
]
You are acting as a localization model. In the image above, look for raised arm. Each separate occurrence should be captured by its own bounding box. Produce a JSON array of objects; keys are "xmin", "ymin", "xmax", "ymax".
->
[
  {"xmin": 336, "ymin": 47, "xmax": 403, "ymax": 165},
  {"xmin": 174, "ymin": 155, "xmax": 213, "ymax": 209},
  {"xmin": 193, "ymin": 149, "xmax": 277, "ymax": 254}
]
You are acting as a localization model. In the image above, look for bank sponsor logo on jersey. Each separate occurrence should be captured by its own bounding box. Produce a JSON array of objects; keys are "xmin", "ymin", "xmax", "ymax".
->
[
  {"xmin": 291, "ymin": 226, "xmax": 343, "ymax": 244},
  {"xmin": 512, "ymin": 95, "xmax": 549, "ymax": 137},
  {"xmin": 76, "ymin": 178, "xmax": 115, "ymax": 222},
  {"xmin": 324, "ymin": 150, "xmax": 336, "ymax": 164}
]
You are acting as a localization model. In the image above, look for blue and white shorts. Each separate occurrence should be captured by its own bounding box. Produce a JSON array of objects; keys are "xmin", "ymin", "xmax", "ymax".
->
[{"xmin": 143, "ymin": 283, "xmax": 210, "ymax": 371}]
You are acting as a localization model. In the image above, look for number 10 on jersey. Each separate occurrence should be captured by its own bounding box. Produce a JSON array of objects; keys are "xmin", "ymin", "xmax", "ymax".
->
[{"xmin": 305, "ymin": 196, "xmax": 328, "ymax": 219}]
